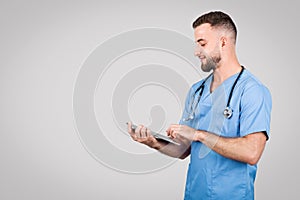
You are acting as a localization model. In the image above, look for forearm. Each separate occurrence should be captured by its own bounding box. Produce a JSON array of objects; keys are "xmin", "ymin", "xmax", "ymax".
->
[
  {"xmin": 196, "ymin": 130, "xmax": 266, "ymax": 165},
  {"xmin": 153, "ymin": 140, "xmax": 190, "ymax": 159}
]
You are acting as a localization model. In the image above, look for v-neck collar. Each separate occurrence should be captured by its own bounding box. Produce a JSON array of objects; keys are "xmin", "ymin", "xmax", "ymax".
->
[{"xmin": 200, "ymin": 70, "xmax": 246, "ymax": 103}]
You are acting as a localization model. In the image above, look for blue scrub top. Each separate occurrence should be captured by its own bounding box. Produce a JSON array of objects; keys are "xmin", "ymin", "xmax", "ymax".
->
[{"xmin": 180, "ymin": 69, "xmax": 272, "ymax": 200}]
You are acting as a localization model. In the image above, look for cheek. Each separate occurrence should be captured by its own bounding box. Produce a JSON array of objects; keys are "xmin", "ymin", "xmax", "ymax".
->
[
  {"xmin": 202, "ymin": 45, "xmax": 215, "ymax": 56},
  {"xmin": 203, "ymin": 50, "xmax": 213, "ymax": 58},
  {"xmin": 200, "ymin": 48, "xmax": 209, "ymax": 56}
]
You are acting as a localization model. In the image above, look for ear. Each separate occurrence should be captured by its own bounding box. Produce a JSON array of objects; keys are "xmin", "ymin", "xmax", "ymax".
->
[{"xmin": 220, "ymin": 36, "xmax": 227, "ymax": 48}]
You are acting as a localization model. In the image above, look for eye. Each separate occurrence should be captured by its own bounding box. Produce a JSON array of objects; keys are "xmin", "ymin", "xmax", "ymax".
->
[{"xmin": 200, "ymin": 43, "xmax": 206, "ymax": 47}]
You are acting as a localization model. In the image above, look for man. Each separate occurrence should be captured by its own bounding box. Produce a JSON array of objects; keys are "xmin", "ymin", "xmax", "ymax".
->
[{"xmin": 127, "ymin": 11, "xmax": 272, "ymax": 200}]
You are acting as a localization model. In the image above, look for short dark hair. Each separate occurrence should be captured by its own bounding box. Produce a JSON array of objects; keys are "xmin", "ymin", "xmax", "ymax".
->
[{"xmin": 192, "ymin": 11, "xmax": 237, "ymax": 42}]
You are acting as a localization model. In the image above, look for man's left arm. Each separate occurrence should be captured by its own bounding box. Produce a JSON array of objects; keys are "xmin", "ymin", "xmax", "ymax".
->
[
  {"xmin": 196, "ymin": 130, "xmax": 267, "ymax": 165},
  {"xmin": 166, "ymin": 125, "xmax": 266, "ymax": 165}
]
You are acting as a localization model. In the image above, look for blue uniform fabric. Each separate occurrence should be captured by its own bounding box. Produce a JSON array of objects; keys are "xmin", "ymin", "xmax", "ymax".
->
[{"xmin": 180, "ymin": 69, "xmax": 272, "ymax": 200}]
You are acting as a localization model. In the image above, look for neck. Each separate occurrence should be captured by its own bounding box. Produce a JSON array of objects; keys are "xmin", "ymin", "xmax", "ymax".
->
[
  {"xmin": 213, "ymin": 62, "xmax": 242, "ymax": 83},
  {"xmin": 213, "ymin": 46, "xmax": 241, "ymax": 83},
  {"xmin": 210, "ymin": 59, "xmax": 242, "ymax": 93}
]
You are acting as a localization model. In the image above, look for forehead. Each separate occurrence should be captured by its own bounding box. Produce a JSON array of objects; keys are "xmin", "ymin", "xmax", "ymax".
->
[{"xmin": 194, "ymin": 23, "xmax": 216, "ymax": 41}]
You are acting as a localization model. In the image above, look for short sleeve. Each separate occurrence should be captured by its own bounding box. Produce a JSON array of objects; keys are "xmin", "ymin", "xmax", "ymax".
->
[
  {"xmin": 179, "ymin": 81, "xmax": 205, "ymax": 125},
  {"xmin": 179, "ymin": 86, "xmax": 194, "ymax": 125},
  {"xmin": 239, "ymin": 84, "xmax": 272, "ymax": 140}
]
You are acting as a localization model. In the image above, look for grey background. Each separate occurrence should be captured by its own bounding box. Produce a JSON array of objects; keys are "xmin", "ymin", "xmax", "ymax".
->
[{"xmin": 0, "ymin": 0, "xmax": 299, "ymax": 199}]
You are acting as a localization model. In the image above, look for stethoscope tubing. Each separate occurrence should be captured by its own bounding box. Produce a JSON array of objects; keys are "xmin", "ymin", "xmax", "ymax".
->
[{"xmin": 185, "ymin": 66, "xmax": 245, "ymax": 121}]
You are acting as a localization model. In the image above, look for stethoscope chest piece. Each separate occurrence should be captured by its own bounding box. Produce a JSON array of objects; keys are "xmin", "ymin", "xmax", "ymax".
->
[
  {"xmin": 184, "ymin": 66, "xmax": 244, "ymax": 121},
  {"xmin": 223, "ymin": 107, "xmax": 233, "ymax": 119}
]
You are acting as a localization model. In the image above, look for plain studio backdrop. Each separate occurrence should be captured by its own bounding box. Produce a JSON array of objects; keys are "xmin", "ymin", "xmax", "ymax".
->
[{"xmin": 1, "ymin": 0, "xmax": 299, "ymax": 199}]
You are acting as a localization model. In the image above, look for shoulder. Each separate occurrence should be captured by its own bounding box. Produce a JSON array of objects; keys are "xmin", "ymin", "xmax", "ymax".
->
[
  {"xmin": 190, "ymin": 73, "xmax": 212, "ymax": 91},
  {"xmin": 190, "ymin": 78, "xmax": 206, "ymax": 93},
  {"xmin": 241, "ymin": 70, "xmax": 263, "ymax": 88},
  {"xmin": 240, "ymin": 69, "xmax": 272, "ymax": 104},
  {"xmin": 191, "ymin": 79, "xmax": 204, "ymax": 89}
]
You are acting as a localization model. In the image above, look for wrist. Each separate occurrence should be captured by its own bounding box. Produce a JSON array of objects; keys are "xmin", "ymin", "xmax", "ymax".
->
[
  {"xmin": 194, "ymin": 130, "xmax": 206, "ymax": 142},
  {"xmin": 151, "ymin": 140, "xmax": 162, "ymax": 150}
]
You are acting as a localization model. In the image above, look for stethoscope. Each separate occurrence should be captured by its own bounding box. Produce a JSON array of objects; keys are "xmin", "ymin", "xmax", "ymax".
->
[{"xmin": 183, "ymin": 66, "xmax": 245, "ymax": 121}]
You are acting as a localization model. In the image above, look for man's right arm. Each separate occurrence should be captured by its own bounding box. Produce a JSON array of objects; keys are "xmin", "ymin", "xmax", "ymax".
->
[
  {"xmin": 127, "ymin": 122, "xmax": 191, "ymax": 159},
  {"xmin": 154, "ymin": 140, "xmax": 191, "ymax": 159}
]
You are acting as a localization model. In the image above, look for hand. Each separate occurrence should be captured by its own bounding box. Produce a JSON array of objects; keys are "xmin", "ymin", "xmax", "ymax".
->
[
  {"xmin": 166, "ymin": 124, "xmax": 198, "ymax": 142},
  {"xmin": 127, "ymin": 122, "xmax": 159, "ymax": 149}
]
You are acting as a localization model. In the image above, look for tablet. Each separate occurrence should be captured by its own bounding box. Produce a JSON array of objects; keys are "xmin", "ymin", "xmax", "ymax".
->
[{"xmin": 126, "ymin": 123, "xmax": 180, "ymax": 145}]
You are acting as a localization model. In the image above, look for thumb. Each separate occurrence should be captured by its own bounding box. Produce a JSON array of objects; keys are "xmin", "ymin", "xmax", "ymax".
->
[{"xmin": 127, "ymin": 121, "xmax": 133, "ymax": 134}]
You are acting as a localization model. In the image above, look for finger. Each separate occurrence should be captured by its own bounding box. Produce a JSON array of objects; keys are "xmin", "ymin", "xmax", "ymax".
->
[
  {"xmin": 145, "ymin": 127, "xmax": 151, "ymax": 137},
  {"xmin": 166, "ymin": 126, "xmax": 174, "ymax": 136},
  {"xmin": 168, "ymin": 127, "xmax": 175, "ymax": 138},
  {"xmin": 171, "ymin": 127, "xmax": 178, "ymax": 137},
  {"xmin": 136, "ymin": 134, "xmax": 149, "ymax": 143},
  {"xmin": 170, "ymin": 132, "xmax": 177, "ymax": 139},
  {"xmin": 166, "ymin": 128, "xmax": 171, "ymax": 136},
  {"xmin": 166, "ymin": 126, "xmax": 172, "ymax": 136},
  {"xmin": 131, "ymin": 134, "xmax": 138, "ymax": 141},
  {"xmin": 135, "ymin": 125, "xmax": 144, "ymax": 138},
  {"xmin": 127, "ymin": 122, "xmax": 138, "ymax": 140},
  {"xmin": 166, "ymin": 125, "xmax": 173, "ymax": 136},
  {"xmin": 140, "ymin": 126, "xmax": 147, "ymax": 138},
  {"xmin": 127, "ymin": 121, "xmax": 133, "ymax": 134},
  {"xmin": 166, "ymin": 126, "xmax": 171, "ymax": 135},
  {"xmin": 171, "ymin": 127, "xmax": 182, "ymax": 138},
  {"xmin": 166, "ymin": 124, "xmax": 181, "ymax": 136}
]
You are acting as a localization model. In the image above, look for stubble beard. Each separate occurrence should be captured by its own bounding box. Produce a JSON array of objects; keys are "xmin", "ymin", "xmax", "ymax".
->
[
  {"xmin": 201, "ymin": 54, "xmax": 221, "ymax": 72},
  {"xmin": 200, "ymin": 43, "xmax": 222, "ymax": 72}
]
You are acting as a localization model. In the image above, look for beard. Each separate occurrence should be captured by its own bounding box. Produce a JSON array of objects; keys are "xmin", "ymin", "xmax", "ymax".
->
[
  {"xmin": 200, "ymin": 43, "xmax": 222, "ymax": 72},
  {"xmin": 201, "ymin": 53, "xmax": 221, "ymax": 72}
]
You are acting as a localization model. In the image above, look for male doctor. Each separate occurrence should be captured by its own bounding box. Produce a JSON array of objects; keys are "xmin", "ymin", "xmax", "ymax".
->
[{"xmin": 127, "ymin": 11, "xmax": 272, "ymax": 200}]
